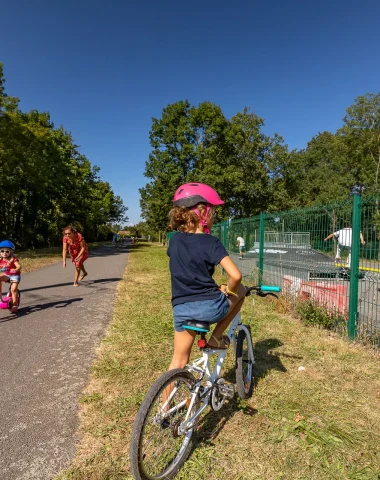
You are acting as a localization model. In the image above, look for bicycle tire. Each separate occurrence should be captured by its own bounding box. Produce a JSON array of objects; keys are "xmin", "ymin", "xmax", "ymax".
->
[
  {"xmin": 235, "ymin": 329, "xmax": 254, "ymax": 399},
  {"xmin": 130, "ymin": 368, "xmax": 197, "ymax": 480}
]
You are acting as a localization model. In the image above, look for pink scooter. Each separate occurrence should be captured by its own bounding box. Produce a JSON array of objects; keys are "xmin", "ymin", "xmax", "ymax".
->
[{"xmin": 0, "ymin": 285, "xmax": 20, "ymax": 313}]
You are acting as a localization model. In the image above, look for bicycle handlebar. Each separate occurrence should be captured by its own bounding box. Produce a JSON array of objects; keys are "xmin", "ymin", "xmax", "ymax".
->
[
  {"xmin": 261, "ymin": 285, "xmax": 281, "ymax": 292},
  {"xmin": 245, "ymin": 285, "xmax": 281, "ymax": 298}
]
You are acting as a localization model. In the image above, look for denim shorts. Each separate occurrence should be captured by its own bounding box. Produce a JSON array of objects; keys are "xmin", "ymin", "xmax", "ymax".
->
[
  {"xmin": 173, "ymin": 292, "xmax": 230, "ymax": 333},
  {"xmin": 4, "ymin": 274, "xmax": 21, "ymax": 283}
]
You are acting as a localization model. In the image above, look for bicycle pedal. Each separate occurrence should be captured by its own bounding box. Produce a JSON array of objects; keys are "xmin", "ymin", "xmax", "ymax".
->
[{"xmin": 217, "ymin": 381, "xmax": 235, "ymax": 399}]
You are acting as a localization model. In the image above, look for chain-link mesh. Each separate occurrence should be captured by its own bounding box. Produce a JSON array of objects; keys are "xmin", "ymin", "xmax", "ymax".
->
[{"xmin": 211, "ymin": 196, "xmax": 380, "ymax": 346}]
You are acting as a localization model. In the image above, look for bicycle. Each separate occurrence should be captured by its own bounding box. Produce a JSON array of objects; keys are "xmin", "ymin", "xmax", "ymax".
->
[{"xmin": 130, "ymin": 284, "xmax": 281, "ymax": 480}]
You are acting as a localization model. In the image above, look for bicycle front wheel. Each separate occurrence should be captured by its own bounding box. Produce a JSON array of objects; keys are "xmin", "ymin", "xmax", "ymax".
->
[
  {"xmin": 235, "ymin": 329, "xmax": 254, "ymax": 399},
  {"xmin": 130, "ymin": 368, "xmax": 198, "ymax": 480}
]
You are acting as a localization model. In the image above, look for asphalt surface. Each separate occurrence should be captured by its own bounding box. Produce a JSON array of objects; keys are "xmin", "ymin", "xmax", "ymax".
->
[{"xmin": 0, "ymin": 244, "xmax": 129, "ymax": 480}]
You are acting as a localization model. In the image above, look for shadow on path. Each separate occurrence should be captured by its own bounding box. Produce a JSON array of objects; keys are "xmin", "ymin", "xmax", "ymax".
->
[
  {"xmin": 20, "ymin": 278, "xmax": 121, "ymax": 294},
  {"xmin": 90, "ymin": 242, "xmax": 146, "ymax": 257},
  {"xmin": 90, "ymin": 247, "xmax": 130, "ymax": 257},
  {"xmin": 0, "ymin": 297, "xmax": 83, "ymax": 323}
]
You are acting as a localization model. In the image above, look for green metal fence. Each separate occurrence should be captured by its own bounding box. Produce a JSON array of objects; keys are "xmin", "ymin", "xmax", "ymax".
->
[{"xmin": 211, "ymin": 194, "xmax": 380, "ymax": 346}]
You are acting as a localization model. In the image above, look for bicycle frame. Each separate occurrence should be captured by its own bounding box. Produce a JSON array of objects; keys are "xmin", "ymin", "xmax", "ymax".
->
[
  {"xmin": 130, "ymin": 286, "xmax": 282, "ymax": 480},
  {"xmin": 159, "ymin": 311, "xmax": 255, "ymax": 434}
]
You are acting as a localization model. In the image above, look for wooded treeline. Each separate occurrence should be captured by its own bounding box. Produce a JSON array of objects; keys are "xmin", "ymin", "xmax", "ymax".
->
[
  {"xmin": 140, "ymin": 94, "xmax": 380, "ymax": 231},
  {"xmin": 0, "ymin": 63, "xmax": 127, "ymax": 248}
]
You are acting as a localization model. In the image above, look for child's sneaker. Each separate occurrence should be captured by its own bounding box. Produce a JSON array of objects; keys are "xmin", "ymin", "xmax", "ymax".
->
[{"xmin": 10, "ymin": 305, "xmax": 19, "ymax": 313}]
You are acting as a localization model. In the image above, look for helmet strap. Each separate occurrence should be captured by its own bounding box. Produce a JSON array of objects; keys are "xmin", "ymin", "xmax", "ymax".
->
[{"xmin": 192, "ymin": 205, "xmax": 211, "ymax": 234}]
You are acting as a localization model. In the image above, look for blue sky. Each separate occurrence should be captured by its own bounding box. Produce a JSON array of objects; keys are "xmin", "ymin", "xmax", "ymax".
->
[{"xmin": 1, "ymin": 0, "xmax": 379, "ymax": 224}]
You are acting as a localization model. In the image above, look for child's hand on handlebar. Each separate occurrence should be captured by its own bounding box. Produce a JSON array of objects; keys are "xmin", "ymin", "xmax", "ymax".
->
[{"xmin": 219, "ymin": 284, "xmax": 239, "ymax": 297}]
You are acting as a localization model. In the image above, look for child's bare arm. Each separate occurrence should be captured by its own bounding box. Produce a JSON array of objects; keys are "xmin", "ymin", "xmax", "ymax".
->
[
  {"xmin": 219, "ymin": 256, "xmax": 242, "ymax": 294},
  {"xmin": 13, "ymin": 259, "xmax": 21, "ymax": 274},
  {"xmin": 63, "ymin": 242, "xmax": 67, "ymax": 267}
]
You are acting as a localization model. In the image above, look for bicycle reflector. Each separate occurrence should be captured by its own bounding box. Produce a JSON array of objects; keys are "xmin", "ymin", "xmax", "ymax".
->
[
  {"xmin": 198, "ymin": 339, "xmax": 207, "ymax": 348},
  {"xmin": 261, "ymin": 285, "xmax": 281, "ymax": 292}
]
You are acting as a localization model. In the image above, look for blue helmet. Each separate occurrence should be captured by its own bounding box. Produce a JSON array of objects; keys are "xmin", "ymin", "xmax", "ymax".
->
[{"xmin": 0, "ymin": 240, "xmax": 15, "ymax": 251}]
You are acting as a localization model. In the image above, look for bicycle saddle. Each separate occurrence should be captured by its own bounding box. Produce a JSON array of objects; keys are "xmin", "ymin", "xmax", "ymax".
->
[{"xmin": 182, "ymin": 320, "xmax": 210, "ymax": 333}]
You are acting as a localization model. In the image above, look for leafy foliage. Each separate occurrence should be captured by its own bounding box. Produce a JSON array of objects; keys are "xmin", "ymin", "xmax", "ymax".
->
[
  {"xmin": 296, "ymin": 300, "xmax": 347, "ymax": 330},
  {"xmin": 140, "ymin": 93, "xmax": 380, "ymax": 231},
  {"xmin": 0, "ymin": 63, "xmax": 127, "ymax": 248},
  {"xmin": 339, "ymin": 93, "xmax": 380, "ymax": 194},
  {"xmin": 140, "ymin": 102, "xmax": 288, "ymax": 229}
]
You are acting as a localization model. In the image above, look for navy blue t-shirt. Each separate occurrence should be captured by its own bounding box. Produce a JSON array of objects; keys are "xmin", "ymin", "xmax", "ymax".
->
[{"xmin": 167, "ymin": 232, "xmax": 229, "ymax": 306}]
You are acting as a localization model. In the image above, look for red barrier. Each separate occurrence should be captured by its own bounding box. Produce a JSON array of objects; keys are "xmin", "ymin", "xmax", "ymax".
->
[
  {"xmin": 299, "ymin": 281, "xmax": 347, "ymax": 314},
  {"xmin": 283, "ymin": 275, "xmax": 348, "ymax": 315}
]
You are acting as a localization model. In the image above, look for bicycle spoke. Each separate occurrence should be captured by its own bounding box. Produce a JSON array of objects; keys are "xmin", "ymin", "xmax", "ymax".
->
[{"xmin": 139, "ymin": 375, "xmax": 195, "ymax": 478}]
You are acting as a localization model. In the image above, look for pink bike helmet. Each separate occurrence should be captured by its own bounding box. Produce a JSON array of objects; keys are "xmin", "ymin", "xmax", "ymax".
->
[{"xmin": 173, "ymin": 183, "xmax": 224, "ymax": 208}]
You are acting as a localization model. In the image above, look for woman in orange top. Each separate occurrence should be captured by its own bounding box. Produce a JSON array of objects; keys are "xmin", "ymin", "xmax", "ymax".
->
[{"xmin": 62, "ymin": 225, "xmax": 89, "ymax": 286}]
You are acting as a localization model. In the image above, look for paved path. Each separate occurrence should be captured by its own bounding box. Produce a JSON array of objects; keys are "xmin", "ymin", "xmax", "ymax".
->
[{"xmin": 0, "ymin": 244, "xmax": 129, "ymax": 480}]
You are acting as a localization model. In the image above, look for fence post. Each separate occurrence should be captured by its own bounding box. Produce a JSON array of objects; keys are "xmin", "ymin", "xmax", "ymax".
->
[
  {"xmin": 246, "ymin": 219, "xmax": 250, "ymax": 256},
  {"xmin": 223, "ymin": 220, "xmax": 228, "ymax": 249},
  {"xmin": 258, "ymin": 212, "xmax": 265, "ymax": 286},
  {"xmin": 348, "ymin": 194, "xmax": 362, "ymax": 339}
]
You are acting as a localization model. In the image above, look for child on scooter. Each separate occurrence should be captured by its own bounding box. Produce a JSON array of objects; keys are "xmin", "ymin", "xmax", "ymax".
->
[{"xmin": 0, "ymin": 240, "xmax": 21, "ymax": 313}]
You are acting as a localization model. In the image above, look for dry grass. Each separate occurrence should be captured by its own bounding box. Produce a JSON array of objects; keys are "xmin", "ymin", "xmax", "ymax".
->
[
  {"xmin": 56, "ymin": 244, "xmax": 380, "ymax": 480},
  {"xmin": 18, "ymin": 241, "xmax": 110, "ymax": 273}
]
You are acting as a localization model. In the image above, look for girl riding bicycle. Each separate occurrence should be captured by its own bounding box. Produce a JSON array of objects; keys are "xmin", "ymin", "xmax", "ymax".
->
[
  {"xmin": 130, "ymin": 184, "xmax": 281, "ymax": 480},
  {"xmin": 167, "ymin": 183, "xmax": 246, "ymax": 371},
  {"xmin": 0, "ymin": 240, "xmax": 21, "ymax": 313}
]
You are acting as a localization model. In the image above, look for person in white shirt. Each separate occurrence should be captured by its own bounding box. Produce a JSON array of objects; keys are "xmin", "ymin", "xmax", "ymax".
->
[
  {"xmin": 324, "ymin": 227, "xmax": 365, "ymax": 267},
  {"xmin": 236, "ymin": 236, "xmax": 245, "ymax": 260}
]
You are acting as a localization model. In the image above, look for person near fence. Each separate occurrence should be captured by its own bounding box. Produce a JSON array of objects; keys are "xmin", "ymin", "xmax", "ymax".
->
[
  {"xmin": 167, "ymin": 182, "xmax": 246, "ymax": 372},
  {"xmin": 324, "ymin": 227, "xmax": 365, "ymax": 267},
  {"xmin": 236, "ymin": 236, "xmax": 245, "ymax": 259},
  {"xmin": 62, "ymin": 225, "xmax": 89, "ymax": 286}
]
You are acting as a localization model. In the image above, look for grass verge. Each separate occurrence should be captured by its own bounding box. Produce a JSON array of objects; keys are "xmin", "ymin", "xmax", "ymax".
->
[
  {"xmin": 56, "ymin": 244, "xmax": 380, "ymax": 480},
  {"xmin": 18, "ymin": 241, "xmax": 110, "ymax": 273}
]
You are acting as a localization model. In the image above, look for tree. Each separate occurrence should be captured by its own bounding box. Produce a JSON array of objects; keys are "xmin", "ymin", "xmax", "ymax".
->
[
  {"xmin": 0, "ymin": 62, "xmax": 127, "ymax": 248},
  {"xmin": 140, "ymin": 93, "xmax": 380, "ymax": 231},
  {"xmin": 227, "ymin": 108, "xmax": 289, "ymax": 216},
  {"xmin": 140, "ymin": 101, "xmax": 289, "ymax": 227},
  {"xmin": 270, "ymin": 132, "xmax": 351, "ymax": 209},
  {"xmin": 339, "ymin": 93, "xmax": 380, "ymax": 194},
  {"xmin": 140, "ymin": 100, "xmax": 232, "ymax": 229}
]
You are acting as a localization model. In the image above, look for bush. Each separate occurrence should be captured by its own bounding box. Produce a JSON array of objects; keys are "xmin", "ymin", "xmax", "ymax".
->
[{"xmin": 296, "ymin": 300, "xmax": 347, "ymax": 331}]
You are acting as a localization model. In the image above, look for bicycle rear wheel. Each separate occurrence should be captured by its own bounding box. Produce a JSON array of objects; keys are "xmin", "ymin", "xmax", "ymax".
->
[
  {"xmin": 130, "ymin": 368, "xmax": 198, "ymax": 480},
  {"xmin": 235, "ymin": 329, "xmax": 254, "ymax": 399}
]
